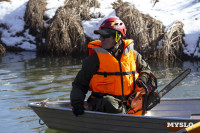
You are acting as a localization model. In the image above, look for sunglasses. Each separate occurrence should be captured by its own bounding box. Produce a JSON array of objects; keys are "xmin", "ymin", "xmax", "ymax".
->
[{"xmin": 100, "ymin": 34, "xmax": 113, "ymax": 38}]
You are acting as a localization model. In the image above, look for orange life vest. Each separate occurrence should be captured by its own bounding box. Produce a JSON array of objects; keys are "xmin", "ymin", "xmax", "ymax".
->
[
  {"xmin": 88, "ymin": 39, "xmax": 139, "ymax": 100},
  {"xmin": 87, "ymin": 40, "xmax": 102, "ymax": 55}
]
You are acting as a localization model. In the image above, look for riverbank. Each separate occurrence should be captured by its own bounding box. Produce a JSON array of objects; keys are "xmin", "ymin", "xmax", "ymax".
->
[{"xmin": 0, "ymin": 0, "xmax": 200, "ymax": 60}]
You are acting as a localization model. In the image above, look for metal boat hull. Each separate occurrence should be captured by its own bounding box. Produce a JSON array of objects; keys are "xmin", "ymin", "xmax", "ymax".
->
[{"xmin": 29, "ymin": 98, "xmax": 200, "ymax": 133}]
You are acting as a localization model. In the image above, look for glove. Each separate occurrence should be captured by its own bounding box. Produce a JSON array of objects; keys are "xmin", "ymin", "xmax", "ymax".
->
[
  {"xmin": 72, "ymin": 104, "xmax": 85, "ymax": 116},
  {"xmin": 136, "ymin": 76, "xmax": 147, "ymax": 88}
]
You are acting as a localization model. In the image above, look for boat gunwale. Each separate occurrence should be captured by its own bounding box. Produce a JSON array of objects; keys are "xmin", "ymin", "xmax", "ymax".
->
[{"xmin": 28, "ymin": 97, "xmax": 200, "ymax": 121}]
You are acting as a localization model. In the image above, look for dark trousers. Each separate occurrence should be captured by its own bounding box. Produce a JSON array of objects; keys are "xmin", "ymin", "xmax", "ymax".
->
[{"xmin": 87, "ymin": 95, "xmax": 126, "ymax": 114}]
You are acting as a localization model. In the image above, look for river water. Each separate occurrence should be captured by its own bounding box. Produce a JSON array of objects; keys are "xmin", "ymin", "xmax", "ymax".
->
[{"xmin": 0, "ymin": 52, "xmax": 200, "ymax": 133}]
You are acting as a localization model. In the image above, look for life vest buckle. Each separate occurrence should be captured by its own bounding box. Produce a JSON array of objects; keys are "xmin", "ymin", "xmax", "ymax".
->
[{"xmin": 103, "ymin": 72, "xmax": 107, "ymax": 77}]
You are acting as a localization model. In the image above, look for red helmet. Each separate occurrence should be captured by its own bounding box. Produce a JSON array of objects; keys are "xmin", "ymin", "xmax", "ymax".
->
[{"xmin": 99, "ymin": 17, "xmax": 126, "ymax": 37}]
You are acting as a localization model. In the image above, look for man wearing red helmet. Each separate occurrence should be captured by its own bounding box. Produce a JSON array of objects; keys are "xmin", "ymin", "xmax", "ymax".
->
[{"xmin": 70, "ymin": 17, "xmax": 154, "ymax": 116}]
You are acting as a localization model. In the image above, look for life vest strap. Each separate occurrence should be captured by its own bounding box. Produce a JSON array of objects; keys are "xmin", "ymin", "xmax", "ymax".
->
[{"xmin": 96, "ymin": 71, "xmax": 135, "ymax": 77}]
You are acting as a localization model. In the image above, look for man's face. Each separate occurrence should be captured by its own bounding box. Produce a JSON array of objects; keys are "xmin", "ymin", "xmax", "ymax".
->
[{"xmin": 100, "ymin": 35, "xmax": 116, "ymax": 50}]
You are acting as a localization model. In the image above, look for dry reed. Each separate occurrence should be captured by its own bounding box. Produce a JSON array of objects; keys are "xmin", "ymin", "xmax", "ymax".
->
[
  {"xmin": 24, "ymin": 0, "xmax": 46, "ymax": 35},
  {"xmin": 0, "ymin": 0, "xmax": 10, "ymax": 2},
  {"xmin": 0, "ymin": 43, "xmax": 6, "ymax": 57},
  {"xmin": 64, "ymin": 0, "xmax": 100, "ymax": 20},
  {"xmin": 44, "ymin": 6, "xmax": 86, "ymax": 56},
  {"xmin": 162, "ymin": 21, "xmax": 184, "ymax": 62},
  {"xmin": 113, "ymin": 1, "xmax": 164, "ymax": 60}
]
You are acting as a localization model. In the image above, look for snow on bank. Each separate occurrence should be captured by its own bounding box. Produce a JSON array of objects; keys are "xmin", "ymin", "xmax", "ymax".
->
[
  {"xmin": 44, "ymin": 0, "xmax": 65, "ymax": 20},
  {"xmin": 0, "ymin": 0, "xmax": 65, "ymax": 51},
  {"xmin": 82, "ymin": 0, "xmax": 200, "ymax": 58},
  {"xmin": 82, "ymin": 0, "xmax": 116, "ymax": 40},
  {"xmin": 0, "ymin": 0, "xmax": 36, "ymax": 51},
  {"xmin": 129, "ymin": 0, "xmax": 200, "ymax": 57},
  {"xmin": 0, "ymin": 0, "xmax": 200, "ymax": 57}
]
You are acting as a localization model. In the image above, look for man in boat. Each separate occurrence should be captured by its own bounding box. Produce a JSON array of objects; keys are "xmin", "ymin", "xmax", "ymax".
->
[{"xmin": 70, "ymin": 17, "xmax": 155, "ymax": 116}]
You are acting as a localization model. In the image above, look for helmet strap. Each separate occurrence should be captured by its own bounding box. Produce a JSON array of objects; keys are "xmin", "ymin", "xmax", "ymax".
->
[
  {"xmin": 115, "ymin": 31, "xmax": 121, "ymax": 42},
  {"xmin": 109, "ymin": 39, "xmax": 123, "ymax": 59},
  {"xmin": 108, "ymin": 31, "xmax": 122, "ymax": 57}
]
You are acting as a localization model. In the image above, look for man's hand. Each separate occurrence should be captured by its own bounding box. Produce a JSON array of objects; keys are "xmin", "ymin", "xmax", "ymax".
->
[
  {"xmin": 72, "ymin": 104, "xmax": 85, "ymax": 116},
  {"xmin": 136, "ymin": 76, "xmax": 147, "ymax": 88},
  {"xmin": 130, "ymin": 92, "xmax": 143, "ymax": 112}
]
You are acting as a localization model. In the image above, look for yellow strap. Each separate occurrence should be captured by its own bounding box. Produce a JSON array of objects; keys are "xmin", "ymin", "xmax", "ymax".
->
[
  {"xmin": 115, "ymin": 31, "xmax": 121, "ymax": 42},
  {"xmin": 186, "ymin": 121, "xmax": 200, "ymax": 132}
]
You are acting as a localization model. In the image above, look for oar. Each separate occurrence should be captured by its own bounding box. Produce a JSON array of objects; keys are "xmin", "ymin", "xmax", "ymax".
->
[{"xmin": 176, "ymin": 121, "xmax": 200, "ymax": 133}]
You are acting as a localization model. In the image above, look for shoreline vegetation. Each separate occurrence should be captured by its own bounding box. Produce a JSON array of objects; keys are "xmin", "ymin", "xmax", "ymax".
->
[{"xmin": 0, "ymin": 0, "xmax": 199, "ymax": 62}]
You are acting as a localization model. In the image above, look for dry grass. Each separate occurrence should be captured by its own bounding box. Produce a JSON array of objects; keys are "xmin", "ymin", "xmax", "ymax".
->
[
  {"xmin": 162, "ymin": 21, "xmax": 184, "ymax": 62},
  {"xmin": 42, "ymin": 0, "xmax": 100, "ymax": 56},
  {"xmin": 64, "ymin": 0, "xmax": 100, "ymax": 20},
  {"xmin": 24, "ymin": 0, "xmax": 47, "ymax": 47},
  {"xmin": 25, "ymin": 0, "xmax": 46, "ymax": 34},
  {"xmin": 24, "ymin": 0, "xmax": 100, "ymax": 56},
  {"xmin": 44, "ymin": 6, "xmax": 86, "ymax": 56},
  {"xmin": 113, "ymin": 1, "xmax": 164, "ymax": 60},
  {"xmin": 113, "ymin": 1, "xmax": 188, "ymax": 61},
  {"xmin": 0, "ymin": 24, "xmax": 7, "ymax": 56},
  {"xmin": 0, "ymin": 0, "xmax": 10, "ymax": 2},
  {"xmin": 0, "ymin": 43, "xmax": 6, "ymax": 57}
]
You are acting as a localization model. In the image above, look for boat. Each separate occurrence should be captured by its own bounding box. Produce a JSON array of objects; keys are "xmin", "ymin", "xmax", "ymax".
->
[{"xmin": 29, "ymin": 97, "xmax": 200, "ymax": 133}]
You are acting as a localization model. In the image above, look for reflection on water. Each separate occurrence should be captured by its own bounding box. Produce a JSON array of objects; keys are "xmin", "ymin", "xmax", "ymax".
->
[
  {"xmin": 0, "ymin": 52, "xmax": 200, "ymax": 133},
  {"xmin": 149, "ymin": 60, "xmax": 200, "ymax": 98},
  {"xmin": 0, "ymin": 52, "xmax": 82, "ymax": 133}
]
